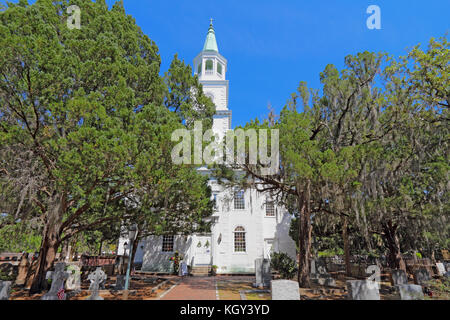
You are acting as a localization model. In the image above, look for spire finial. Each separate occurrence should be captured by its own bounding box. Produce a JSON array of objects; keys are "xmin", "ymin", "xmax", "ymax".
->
[{"xmin": 210, "ymin": 18, "xmax": 214, "ymax": 27}]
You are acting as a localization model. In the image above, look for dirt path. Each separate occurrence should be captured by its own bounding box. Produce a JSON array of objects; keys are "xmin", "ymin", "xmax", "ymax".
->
[{"xmin": 160, "ymin": 276, "xmax": 217, "ymax": 300}]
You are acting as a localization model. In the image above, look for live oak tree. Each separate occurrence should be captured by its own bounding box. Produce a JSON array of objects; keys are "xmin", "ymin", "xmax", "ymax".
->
[
  {"xmin": 0, "ymin": 0, "xmax": 213, "ymax": 293},
  {"xmin": 213, "ymin": 39, "xmax": 448, "ymax": 286}
]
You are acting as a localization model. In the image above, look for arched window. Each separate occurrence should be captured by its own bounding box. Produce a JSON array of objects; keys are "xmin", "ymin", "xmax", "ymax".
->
[
  {"xmin": 217, "ymin": 63, "xmax": 222, "ymax": 75},
  {"xmin": 234, "ymin": 226, "xmax": 246, "ymax": 252},
  {"xmin": 205, "ymin": 59, "xmax": 213, "ymax": 73}
]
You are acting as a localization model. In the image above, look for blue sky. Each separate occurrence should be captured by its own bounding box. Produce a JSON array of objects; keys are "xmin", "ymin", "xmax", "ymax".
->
[
  {"xmin": 4, "ymin": 0, "xmax": 450, "ymax": 127},
  {"xmin": 116, "ymin": 0, "xmax": 449, "ymax": 127}
]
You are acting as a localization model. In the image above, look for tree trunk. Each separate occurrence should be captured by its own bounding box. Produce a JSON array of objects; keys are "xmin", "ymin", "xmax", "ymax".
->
[
  {"xmin": 29, "ymin": 222, "xmax": 60, "ymax": 294},
  {"xmin": 382, "ymin": 221, "xmax": 406, "ymax": 272},
  {"xmin": 98, "ymin": 239, "xmax": 104, "ymax": 256},
  {"xmin": 29, "ymin": 196, "xmax": 63, "ymax": 294},
  {"xmin": 130, "ymin": 231, "xmax": 141, "ymax": 272},
  {"xmin": 342, "ymin": 216, "xmax": 351, "ymax": 276},
  {"xmin": 297, "ymin": 181, "xmax": 312, "ymax": 288}
]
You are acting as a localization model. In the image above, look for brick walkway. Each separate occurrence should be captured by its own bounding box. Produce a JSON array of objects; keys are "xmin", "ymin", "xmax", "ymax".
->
[{"xmin": 160, "ymin": 276, "xmax": 217, "ymax": 300}]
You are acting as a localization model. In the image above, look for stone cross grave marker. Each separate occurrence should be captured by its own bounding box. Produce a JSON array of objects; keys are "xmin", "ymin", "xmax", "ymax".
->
[
  {"xmin": 254, "ymin": 259, "xmax": 271, "ymax": 288},
  {"xmin": 391, "ymin": 269, "xmax": 408, "ymax": 286},
  {"xmin": 65, "ymin": 264, "xmax": 81, "ymax": 291},
  {"xmin": 87, "ymin": 267, "xmax": 107, "ymax": 300},
  {"xmin": 42, "ymin": 262, "xmax": 69, "ymax": 300},
  {"xmin": 0, "ymin": 281, "xmax": 12, "ymax": 300},
  {"xmin": 271, "ymin": 280, "xmax": 300, "ymax": 300},
  {"xmin": 346, "ymin": 280, "xmax": 380, "ymax": 300},
  {"xmin": 396, "ymin": 284, "xmax": 424, "ymax": 300}
]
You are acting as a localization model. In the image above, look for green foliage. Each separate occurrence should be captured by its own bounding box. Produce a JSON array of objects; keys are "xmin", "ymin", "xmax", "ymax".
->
[
  {"xmin": 270, "ymin": 252, "xmax": 298, "ymax": 280},
  {"xmin": 0, "ymin": 221, "xmax": 42, "ymax": 253},
  {"xmin": 0, "ymin": 1, "xmax": 213, "ymax": 277}
]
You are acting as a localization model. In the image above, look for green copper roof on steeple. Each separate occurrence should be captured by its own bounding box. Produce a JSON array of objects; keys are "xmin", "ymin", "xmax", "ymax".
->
[{"xmin": 203, "ymin": 19, "xmax": 219, "ymax": 52}]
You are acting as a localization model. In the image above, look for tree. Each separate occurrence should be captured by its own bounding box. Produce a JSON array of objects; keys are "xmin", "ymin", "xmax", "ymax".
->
[{"xmin": 0, "ymin": 0, "xmax": 213, "ymax": 293}]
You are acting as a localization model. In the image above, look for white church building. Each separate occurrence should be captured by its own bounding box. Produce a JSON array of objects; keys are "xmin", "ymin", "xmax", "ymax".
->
[{"xmin": 118, "ymin": 22, "xmax": 296, "ymax": 274}]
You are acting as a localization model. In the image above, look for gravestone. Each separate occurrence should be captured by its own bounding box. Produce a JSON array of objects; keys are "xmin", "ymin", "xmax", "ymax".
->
[
  {"xmin": 346, "ymin": 280, "xmax": 380, "ymax": 300},
  {"xmin": 390, "ymin": 269, "xmax": 408, "ymax": 286},
  {"xmin": 115, "ymin": 275, "xmax": 125, "ymax": 290},
  {"xmin": 317, "ymin": 274, "xmax": 336, "ymax": 287},
  {"xmin": 396, "ymin": 284, "xmax": 424, "ymax": 300},
  {"xmin": 254, "ymin": 259, "xmax": 271, "ymax": 288},
  {"xmin": 413, "ymin": 268, "xmax": 431, "ymax": 285},
  {"xmin": 0, "ymin": 281, "xmax": 12, "ymax": 300},
  {"xmin": 15, "ymin": 253, "xmax": 30, "ymax": 286},
  {"xmin": 65, "ymin": 264, "xmax": 81, "ymax": 291},
  {"xmin": 178, "ymin": 262, "xmax": 188, "ymax": 277},
  {"xmin": 41, "ymin": 262, "xmax": 69, "ymax": 300},
  {"xmin": 310, "ymin": 259, "xmax": 317, "ymax": 275},
  {"xmin": 86, "ymin": 267, "xmax": 107, "ymax": 300},
  {"xmin": 271, "ymin": 280, "xmax": 300, "ymax": 300},
  {"xmin": 310, "ymin": 259, "xmax": 335, "ymax": 287},
  {"xmin": 436, "ymin": 263, "xmax": 446, "ymax": 276}
]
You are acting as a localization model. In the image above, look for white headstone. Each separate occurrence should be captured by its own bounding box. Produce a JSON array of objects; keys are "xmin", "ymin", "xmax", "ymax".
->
[
  {"xmin": 41, "ymin": 263, "xmax": 69, "ymax": 300},
  {"xmin": 271, "ymin": 280, "xmax": 300, "ymax": 300},
  {"xmin": 436, "ymin": 263, "xmax": 446, "ymax": 276},
  {"xmin": 396, "ymin": 284, "xmax": 424, "ymax": 300},
  {"xmin": 0, "ymin": 281, "xmax": 12, "ymax": 300},
  {"xmin": 87, "ymin": 267, "xmax": 107, "ymax": 300},
  {"xmin": 65, "ymin": 264, "xmax": 81, "ymax": 291},
  {"xmin": 346, "ymin": 280, "xmax": 380, "ymax": 300}
]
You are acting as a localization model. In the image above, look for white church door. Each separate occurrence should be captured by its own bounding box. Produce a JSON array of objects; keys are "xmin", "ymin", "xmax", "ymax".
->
[{"xmin": 193, "ymin": 235, "xmax": 212, "ymax": 266}]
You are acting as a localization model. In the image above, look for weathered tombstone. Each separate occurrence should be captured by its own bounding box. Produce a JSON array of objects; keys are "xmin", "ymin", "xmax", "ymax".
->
[
  {"xmin": 41, "ymin": 262, "xmax": 69, "ymax": 300},
  {"xmin": 178, "ymin": 261, "xmax": 188, "ymax": 277},
  {"xmin": 391, "ymin": 269, "xmax": 408, "ymax": 286},
  {"xmin": 316, "ymin": 258, "xmax": 328, "ymax": 275},
  {"xmin": 65, "ymin": 264, "xmax": 81, "ymax": 291},
  {"xmin": 346, "ymin": 280, "xmax": 380, "ymax": 300},
  {"xmin": 15, "ymin": 253, "xmax": 30, "ymax": 286},
  {"xmin": 271, "ymin": 280, "xmax": 300, "ymax": 300},
  {"xmin": 310, "ymin": 259, "xmax": 335, "ymax": 287},
  {"xmin": 413, "ymin": 268, "xmax": 431, "ymax": 285},
  {"xmin": 0, "ymin": 281, "xmax": 12, "ymax": 300},
  {"xmin": 317, "ymin": 274, "xmax": 336, "ymax": 287},
  {"xmin": 86, "ymin": 267, "xmax": 107, "ymax": 300},
  {"xmin": 436, "ymin": 263, "xmax": 446, "ymax": 276},
  {"xmin": 396, "ymin": 284, "xmax": 424, "ymax": 300},
  {"xmin": 254, "ymin": 259, "xmax": 271, "ymax": 288},
  {"xmin": 115, "ymin": 275, "xmax": 125, "ymax": 290},
  {"xmin": 310, "ymin": 259, "xmax": 317, "ymax": 275}
]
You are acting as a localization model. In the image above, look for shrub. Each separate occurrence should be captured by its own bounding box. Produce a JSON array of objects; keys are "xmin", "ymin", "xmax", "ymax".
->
[{"xmin": 270, "ymin": 252, "xmax": 297, "ymax": 280}]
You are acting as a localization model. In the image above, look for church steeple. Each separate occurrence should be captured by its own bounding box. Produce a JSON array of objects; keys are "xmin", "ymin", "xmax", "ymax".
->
[
  {"xmin": 193, "ymin": 20, "xmax": 231, "ymax": 140},
  {"xmin": 203, "ymin": 19, "xmax": 219, "ymax": 52}
]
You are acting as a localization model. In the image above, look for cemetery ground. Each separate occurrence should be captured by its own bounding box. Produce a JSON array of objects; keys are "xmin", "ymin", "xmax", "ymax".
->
[{"xmin": 4, "ymin": 270, "xmax": 449, "ymax": 300}]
